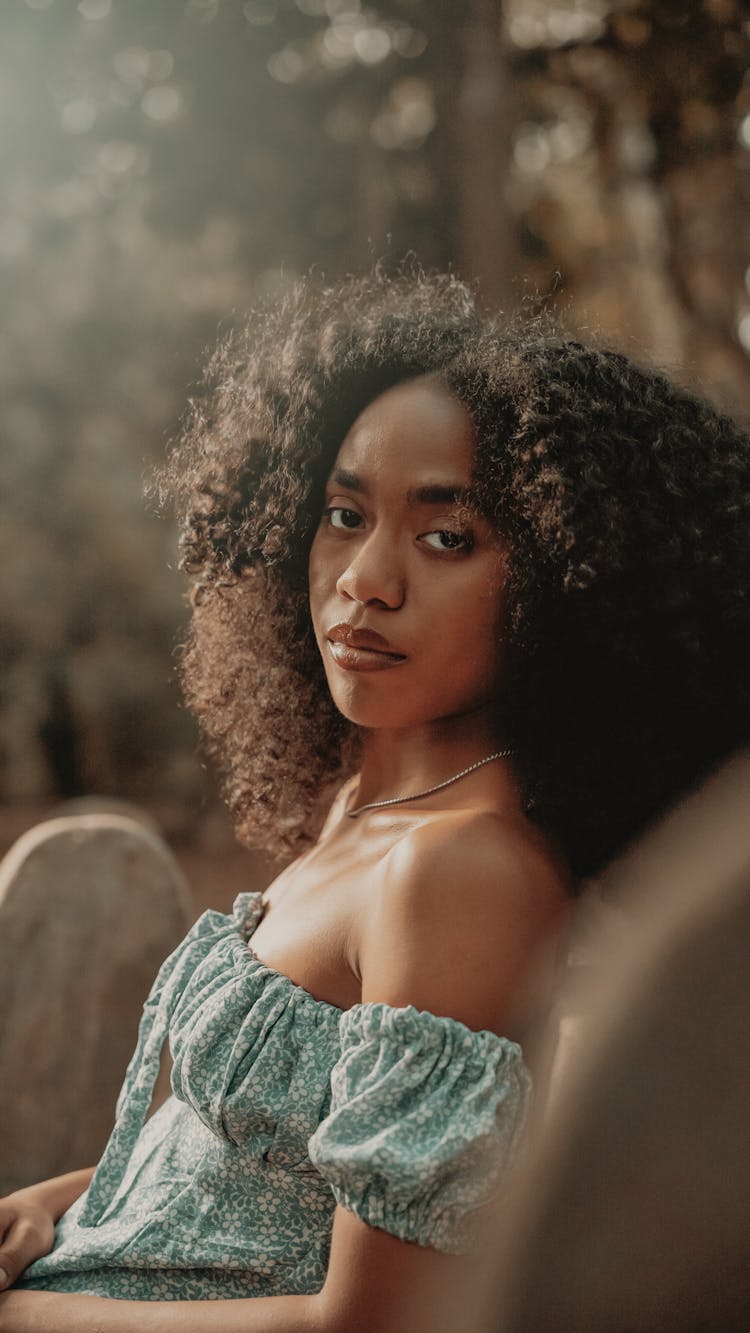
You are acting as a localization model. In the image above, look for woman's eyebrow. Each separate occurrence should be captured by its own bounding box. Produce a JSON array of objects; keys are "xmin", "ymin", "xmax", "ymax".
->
[
  {"xmin": 405, "ymin": 483, "xmax": 469, "ymax": 506},
  {"xmin": 330, "ymin": 467, "xmax": 364, "ymax": 493},
  {"xmin": 329, "ymin": 470, "xmax": 469, "ymax": 508}
]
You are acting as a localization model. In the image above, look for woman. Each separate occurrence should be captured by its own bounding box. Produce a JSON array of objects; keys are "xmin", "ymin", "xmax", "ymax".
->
[{"xmin": 0, "ymin": 271, "xmax": 747, "ymax": 1331}]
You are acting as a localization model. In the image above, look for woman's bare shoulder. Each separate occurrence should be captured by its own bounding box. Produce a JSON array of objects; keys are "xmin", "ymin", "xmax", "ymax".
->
[
  {"xmin": 359, "ymin": 810, "xmax": 571, "ymax": 1035},
  {"xmin": 381, "ymin": 808, "xmax": 570, "ymax": 936}
]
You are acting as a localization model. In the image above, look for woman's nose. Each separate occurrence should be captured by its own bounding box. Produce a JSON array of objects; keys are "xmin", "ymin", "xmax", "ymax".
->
[{"xmin": 335, "ymin": 532, "xmax": 405, "ymax": 609}]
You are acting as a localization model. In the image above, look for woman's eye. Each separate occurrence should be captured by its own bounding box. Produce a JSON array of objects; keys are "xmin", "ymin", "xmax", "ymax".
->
[
  {"xmin": 324, "ymin": 506, "xmax": 363, "ymax": 530},
  {"xmin": 419, "ymin": 529, "xmax": 473, "ymax": 553}
]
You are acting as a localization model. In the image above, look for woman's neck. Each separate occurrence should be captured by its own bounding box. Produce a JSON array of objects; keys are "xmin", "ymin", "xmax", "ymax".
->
[{"xmin": 352, "ymin": 707, "xmax": 509, "ymax": 811}]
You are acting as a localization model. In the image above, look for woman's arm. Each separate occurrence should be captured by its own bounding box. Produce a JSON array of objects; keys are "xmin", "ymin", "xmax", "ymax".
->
[
  {"xmin": 0, "ymin": 1287, "xmax": 327, "ymax": 1333},
  {"xmin": 0, "ymin": 1168, "xmax": 95, "ymax": 1292},
  {"xmin": 0, "ymin": 1212, "xmax": 469, "ymax": 1333},
  {"xmin": 8, "ymin": 1168, "xmax": 95, "ymax": 1224}
]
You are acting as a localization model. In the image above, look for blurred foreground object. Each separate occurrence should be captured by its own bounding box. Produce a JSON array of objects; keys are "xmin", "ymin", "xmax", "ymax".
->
[
  {"xmin": 0, "ymin": 814, "xmax": 192, "ymax": 1193},
  {"xmin": 477, "ymin": 749, "xmax": 750, "ymax": 1332}
]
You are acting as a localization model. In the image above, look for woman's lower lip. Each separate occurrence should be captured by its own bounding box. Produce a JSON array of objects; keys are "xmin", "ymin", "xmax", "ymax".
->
[{"xmin": 327, "ymin": 641, "xmax": 406, "ymax": 672}]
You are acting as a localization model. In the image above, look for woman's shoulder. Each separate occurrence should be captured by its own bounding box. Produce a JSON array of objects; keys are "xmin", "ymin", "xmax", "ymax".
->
[
  {"xmin": 389, "ymin": 806, "xmax": 566, "ymax": 897},
  {"xmin": 359, "ymin": 809, "xmax": 571, "ymax": 1037},
  {"xmin": 380, "ymin": 807, "xmax": 571, "ymax": 945}
]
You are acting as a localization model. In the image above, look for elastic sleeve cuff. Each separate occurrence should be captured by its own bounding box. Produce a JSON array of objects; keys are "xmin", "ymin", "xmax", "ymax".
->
[{"xmin": 308, "ymin": 1002, "xmax": 532, "ymax": 1253}]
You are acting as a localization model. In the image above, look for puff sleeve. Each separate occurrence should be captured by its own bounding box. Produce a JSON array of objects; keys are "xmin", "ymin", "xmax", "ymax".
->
[{"xmin": 307, "ymin": 1002, "xmax": 532, "ymax": 1254}]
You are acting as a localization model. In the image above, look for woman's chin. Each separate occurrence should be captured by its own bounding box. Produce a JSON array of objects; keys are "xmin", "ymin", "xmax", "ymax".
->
[
  {"xmin": 328, "ymin": 689, "xmax": 418, "ymax": 731},
  {"xmin": 328, "ymin": 689, "xmax": 461, "ymax": 733}
]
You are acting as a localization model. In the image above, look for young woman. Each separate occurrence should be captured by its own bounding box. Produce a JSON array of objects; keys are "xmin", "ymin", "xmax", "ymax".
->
[{"xmin": 0, "ymin": 271, "xmax": 747, "ymax": 1332}]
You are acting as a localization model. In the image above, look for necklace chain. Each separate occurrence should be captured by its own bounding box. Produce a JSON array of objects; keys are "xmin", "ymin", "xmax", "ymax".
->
[{"xmin": 345, "ymin": 748, "xmax": 515, "ymax": 819}]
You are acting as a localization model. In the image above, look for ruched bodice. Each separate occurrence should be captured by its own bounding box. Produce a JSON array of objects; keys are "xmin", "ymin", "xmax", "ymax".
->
[{"xmin": 20, "ymin": 893, "xmax": 532, "ymax": 1301}]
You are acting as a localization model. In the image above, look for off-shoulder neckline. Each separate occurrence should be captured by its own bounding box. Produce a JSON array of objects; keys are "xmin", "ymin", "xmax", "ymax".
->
[
  {"xmin": 245, "ymin": 943, "xmax": 350, "ymax": 1016},
  {"xmin": 231, "ymin": 891, "xmax": 524, "ymax": 1053},
  {"xmin": 234, "ymin": 888, "xmax": 349, "ymax": 1016}
]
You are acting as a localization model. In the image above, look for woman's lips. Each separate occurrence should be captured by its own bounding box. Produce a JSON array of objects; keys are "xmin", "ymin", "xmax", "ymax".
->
[
  {"xmin": 325, "ymin": 622, "xmax": 406, "ymax": 672},
  {"xmin": 326, "ymin": 640, "xmax": 406, "ymax": 672}
]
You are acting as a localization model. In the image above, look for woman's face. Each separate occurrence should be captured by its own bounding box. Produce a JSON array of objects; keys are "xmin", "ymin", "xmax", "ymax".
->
[{"xmin": 308, "ymin": 376, "xmax": 508, "ymax": 732}]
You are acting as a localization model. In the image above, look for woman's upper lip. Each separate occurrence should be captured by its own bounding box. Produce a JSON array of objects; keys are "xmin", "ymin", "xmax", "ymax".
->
[{"xmin": 326, "ymin": 623, "xmax": 406, "ymax": 657}]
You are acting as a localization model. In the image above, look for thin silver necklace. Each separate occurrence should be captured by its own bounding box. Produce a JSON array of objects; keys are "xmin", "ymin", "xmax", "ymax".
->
[{"xmin": 345, "ymin": 748, "xmax": 515, "ymax": 819}]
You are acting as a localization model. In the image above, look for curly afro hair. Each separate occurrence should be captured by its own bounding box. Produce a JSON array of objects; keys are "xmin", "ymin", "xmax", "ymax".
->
[{"xmin": 158, "ymin": 269, "xmax": 750, "ymax": 885}]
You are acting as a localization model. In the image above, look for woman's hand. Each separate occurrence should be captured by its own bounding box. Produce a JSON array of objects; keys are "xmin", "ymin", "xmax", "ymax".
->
[
  {"xmin": 0, "ymin": 1165, "xmax": 94, "ymax": 1292},
  {"xmin": 0, "ymin": 1189, "xmax": 56, "ymax": 1291}
]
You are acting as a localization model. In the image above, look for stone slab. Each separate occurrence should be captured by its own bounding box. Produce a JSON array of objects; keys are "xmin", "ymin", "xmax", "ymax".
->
[{"xmin": 0, "ymin": 814, "xmax": 193, "ymax": 1192}]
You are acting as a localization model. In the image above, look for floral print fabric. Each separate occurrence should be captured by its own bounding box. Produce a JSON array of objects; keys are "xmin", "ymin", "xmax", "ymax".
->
[{"xmin": 19, "ymin": 892, "xmax": 531, "ymax": 1300}]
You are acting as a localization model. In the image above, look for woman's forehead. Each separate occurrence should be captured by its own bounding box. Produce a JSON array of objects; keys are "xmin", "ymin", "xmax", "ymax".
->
[{"xmin": 331, "ymin": 376, "xmax": 476, "ymax": 484}]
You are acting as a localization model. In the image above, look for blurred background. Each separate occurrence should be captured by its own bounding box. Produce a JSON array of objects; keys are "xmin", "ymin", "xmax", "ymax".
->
[{"xmin": 1, "ymin": 0, "xmax": 748, "ymax": 911}]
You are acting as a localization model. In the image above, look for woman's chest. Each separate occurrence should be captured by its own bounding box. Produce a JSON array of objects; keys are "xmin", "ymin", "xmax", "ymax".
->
[{"xmin": 250, "ymin": 848, "xmax": 377, "ymax": 1010}]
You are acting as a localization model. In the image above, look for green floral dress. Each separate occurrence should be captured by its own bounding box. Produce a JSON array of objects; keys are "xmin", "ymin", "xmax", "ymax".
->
[{"xmin": 20, "ymin": 892, "xmax": 531, "ymax": 1301}]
